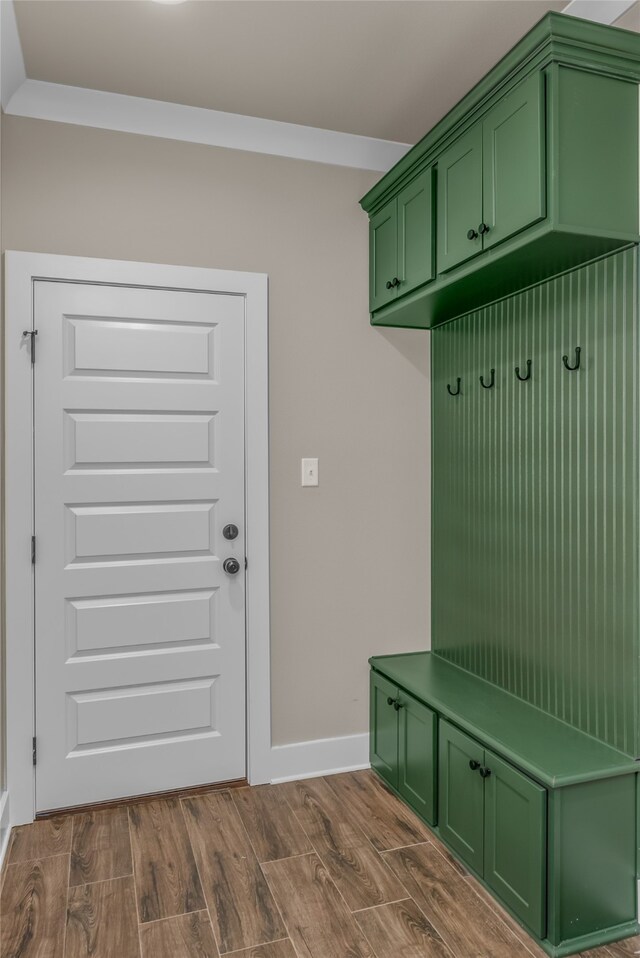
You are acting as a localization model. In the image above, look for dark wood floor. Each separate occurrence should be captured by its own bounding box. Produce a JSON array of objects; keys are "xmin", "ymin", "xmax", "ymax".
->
[{"xmin": 1, "ymin": 769, "xmax": 637, "ymax": 958}]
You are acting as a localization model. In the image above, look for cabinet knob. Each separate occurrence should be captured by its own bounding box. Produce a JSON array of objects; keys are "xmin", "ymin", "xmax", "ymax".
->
[
  {"xmin": 386, "ymin": 696, "xmax": 395, "ymax": 706},
  {"xmin": 386, "ymin": 280, "xmax": 393, "ymax": 290},
  {"xmin": 469, "ymin": 760, "xmax": 481, "ymax": 771},
  {"xmin": 385, "ymin": 277, "xmax": 401, "ymax": 289},
  {"xmin": 478, "ymin": 223, "xmax": 490, "ymax": 235},
  {"xmin": 467, "ymin": 229, "xmax": 478, "ymax": 240},
  {"xmin": 480, "ymin": 767, "xmax": 492, "ymax": 778},
  {"xmin": 393, "ymin": 700, "xmax": 404, "ymax": 711}
]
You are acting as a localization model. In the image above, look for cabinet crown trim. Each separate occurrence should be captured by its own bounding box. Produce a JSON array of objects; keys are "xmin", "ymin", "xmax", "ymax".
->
[{"xmin": 360, "ymin": 11, "xmax": 640, "ymax": 216}]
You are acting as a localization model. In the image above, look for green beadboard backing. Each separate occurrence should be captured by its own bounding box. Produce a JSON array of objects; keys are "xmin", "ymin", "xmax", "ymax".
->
[{"xmin": 431, "ymin": 248, "xmax": 640, "ymax": 756}]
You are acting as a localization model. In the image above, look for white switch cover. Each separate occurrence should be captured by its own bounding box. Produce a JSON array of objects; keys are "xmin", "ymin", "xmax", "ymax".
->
[{"xmin": 301, "ymin": 458, "xmax": 319, "ymax": 487}]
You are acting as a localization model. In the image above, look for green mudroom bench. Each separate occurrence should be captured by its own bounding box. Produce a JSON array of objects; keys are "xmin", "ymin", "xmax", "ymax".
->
[{"xmin": 369, "ymin": 652, "xmax": 640, "ymax": 958}]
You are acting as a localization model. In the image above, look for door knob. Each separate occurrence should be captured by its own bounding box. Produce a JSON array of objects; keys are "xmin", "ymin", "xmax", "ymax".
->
[
  {"xmin": 223, "ymin": 557, "xmax": 241, "ymax": 575},
  {"xmin": 469, "ymin": 760, "xmax": 481, "ymax": 771},
  {"xmin": 223, "ymin": 524, "xmax": 239, "ymax": 540},
  {"xmin": 467, "ymin": 228, "xmax": 478, "ymax": 240}
]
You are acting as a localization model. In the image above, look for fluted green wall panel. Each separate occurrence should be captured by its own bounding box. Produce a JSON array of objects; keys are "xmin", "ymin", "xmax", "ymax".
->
[{"xmin": 432, "ymin": 249, "xmax": 639, "ymax": 755}]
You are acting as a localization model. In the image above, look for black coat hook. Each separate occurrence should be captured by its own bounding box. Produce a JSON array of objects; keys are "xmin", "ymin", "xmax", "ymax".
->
[
  {"xmin": 562, "ymin": 346, "xmax": 581, "ymax": 371},
  {"xmin": 515, "ymin": 359, "xmax": 532, "ymax": 382},
  {"xmin": 447, "ymin": 378, "xmax": 461, "ymax": 396},
  {"xmin": 479, "ymin": 369, "xmax": 495, "ymax": 389}
]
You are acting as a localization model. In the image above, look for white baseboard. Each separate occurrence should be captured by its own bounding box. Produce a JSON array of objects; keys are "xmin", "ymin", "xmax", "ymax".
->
[
  {"xmin": 270, "ymin": 732, "xmax": 370, "ymax": 784},
  {"xmin": 0, "ymin": 791, "xmax": 11, "ymax": 872}
]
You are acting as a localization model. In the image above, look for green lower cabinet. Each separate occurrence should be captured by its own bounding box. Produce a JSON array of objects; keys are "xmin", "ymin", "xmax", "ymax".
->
[
  {"xmin": 484, "ymin": 749, "xmax": 546, "ymax": 938},
  {"xmin": 397, "ymin": 691, "xmax": 437, "ymax": 825},
  {"xmin": 370, "ymin": 671, "xmax": 399, "ymax": 788},
  {"xmin": 439, "ymin": 721, "xmax": 546, "ymax": 938},
  {"xmin": 546, "ymin": 775, "xmax": 638, "ymax": 953},
  {"xmin": 438, "ymin": 720, "xmax": 485, "ymax": 874},
  {"xmin": 370, "ymin": 660, "xmax": 640, "ymax": 956},
  {"xmin": 370, "ymin": 670, "xmax": 437, "ymax": 821}
]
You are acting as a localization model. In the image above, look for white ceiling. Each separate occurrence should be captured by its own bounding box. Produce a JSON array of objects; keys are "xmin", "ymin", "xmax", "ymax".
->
[{"xmin": 14, "ymin": 0, "xmax": 567, "ymax": 144}]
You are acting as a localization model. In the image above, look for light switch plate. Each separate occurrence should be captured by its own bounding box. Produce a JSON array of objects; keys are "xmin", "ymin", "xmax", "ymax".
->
[{"xmin": 301, "ymin": 458, "xmax": 319, "ymax": 487}]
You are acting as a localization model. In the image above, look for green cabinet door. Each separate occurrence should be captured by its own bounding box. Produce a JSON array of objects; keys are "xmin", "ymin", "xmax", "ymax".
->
[
  {"xmin": 482, "ymin": 71, "xmax": 545, "ymax": 250},
  {"xmin": 369, "ymin": 200, "xmax": 398, "ymax": 311},
  {"xmin": 397, "ymin": 168, "xmax": 435, "ymax": 296},
  {"xmin": 397, "ymin": 692, "xmax": 437, "ymax": 825},
  {"xmin": 370, "ymin": 671, "xmax": 398, "ymax": 788},
  {"xmin": 437, "ymin": 124, "xmax": 483, "ymax": 273},
  {"xmin": 438, "ymin": 720, "xmax": 484, "ymax": 873},
  {"xmin": 483, "ymin": 750, "xmax": 546, "ymax": 938}
]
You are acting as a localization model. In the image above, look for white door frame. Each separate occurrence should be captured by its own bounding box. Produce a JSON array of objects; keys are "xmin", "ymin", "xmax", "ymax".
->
[{"xmin": 5, "ymin": 251, "xmax": 271, "ymax": 825}]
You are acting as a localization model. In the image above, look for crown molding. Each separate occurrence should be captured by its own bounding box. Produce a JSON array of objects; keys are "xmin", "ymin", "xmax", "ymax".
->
[
  {"xmin": 0, "ymin": 0, "xmax": 633, "ymax": 174},
  {"xmin": 4, "ymin": 78, "xmax": 410, "ymax": 172},
  {"xmin": 1, "ymin": 0, "xmax": 26, "ymax": 109}
]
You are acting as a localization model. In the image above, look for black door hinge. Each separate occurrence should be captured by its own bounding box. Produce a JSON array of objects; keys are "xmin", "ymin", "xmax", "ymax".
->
[
  {"xmin": 32, "ymin": 737, "xmax": 37, "ymax": 766},
  {"xmin": 23, "ymin": 329, "xmax": 38, "ymax": 363},
  {"xmin": 245, "ymin": 557, "xmax": 248, "ymax": 570},
  {"xmin": 31, "ymin": 535, "xmax": 36, "ymax": 564}
]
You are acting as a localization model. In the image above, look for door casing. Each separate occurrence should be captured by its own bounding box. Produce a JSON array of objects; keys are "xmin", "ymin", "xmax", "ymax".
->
[{"xmin": 5, "ymin": 251, "xmax": 271, "ymax": 825}]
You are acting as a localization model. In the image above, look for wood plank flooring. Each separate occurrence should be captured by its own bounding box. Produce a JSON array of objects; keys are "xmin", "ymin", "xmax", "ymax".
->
[{"xmin": 1, "ymin": 768, "xmax": 638, "ymax": 958}]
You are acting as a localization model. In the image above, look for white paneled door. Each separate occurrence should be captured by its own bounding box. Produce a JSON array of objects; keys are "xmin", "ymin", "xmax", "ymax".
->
[{"xmin": 33, "ymin": 281, "xmax": 246, "ymax": 812}]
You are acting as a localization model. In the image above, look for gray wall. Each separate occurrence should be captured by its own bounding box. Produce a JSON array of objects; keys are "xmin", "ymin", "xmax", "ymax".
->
[{"xmin": 1, "ymin": 115, "xmax": 430, "ymax": 748}]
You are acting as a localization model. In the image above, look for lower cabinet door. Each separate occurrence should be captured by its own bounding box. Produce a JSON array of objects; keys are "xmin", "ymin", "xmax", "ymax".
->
[
  {"xmin": 397, "ymin": 692, "xmax": 437, "ymax": 825},
  {"xmin": 483, "ymin": 750, "xmax": 547, "ymax": 938},
  {"xmin": 370, "ymin": 671, "xmax": 398, "ymax": 788},
  {"xmin": 438, "ymin": 720, "xmax": 484, "ymax": 873}
]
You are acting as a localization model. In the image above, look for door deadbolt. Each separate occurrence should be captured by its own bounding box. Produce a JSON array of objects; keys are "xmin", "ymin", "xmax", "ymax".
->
[{"xmin": 223, "ymin": 524, "xmax": 239, "ymax": 540}]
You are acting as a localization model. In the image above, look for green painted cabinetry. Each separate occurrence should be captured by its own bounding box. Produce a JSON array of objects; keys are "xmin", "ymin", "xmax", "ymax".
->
[
  {"xmin": 438, "ymin": 720, "xmax": 484, "ymax": 872},
  {"xmin": 361, "ymin": 14, "xmax": 640, "ymax": 328},
  {"xmin": 439, "ymin": 720, "xmax": 547, "ymax": 937},
  {"xmin": 438, "ymin": 72, "xmax": 544, "ymax": 273},
  {"xmin": 368, "ymin": 168, "xmax": 434, "ymax": 312},
  {"xmin": 370, "ymin": 670, "xmax": 400, "ymax": 786},
  {"xmin": 437, "ymin": 124, "xmax": 483, "ymax": 272},
  {"xmin": 484, "ymin": 749, "xmax": 547, "ymax": 938},
  {"xmin": 369, "ymin": 202, "xmax": 398, "ymax": 311},
  {"xmin": 369, "ymin": 670, "xmax": 437, "ymax": 824},
  {"xmin": 481, "ymin": 70, "xmax": 545, "ymax": 251},
  {"xmin": 370, "ymin": 654, "xmax": 640, "ymax": 956}
]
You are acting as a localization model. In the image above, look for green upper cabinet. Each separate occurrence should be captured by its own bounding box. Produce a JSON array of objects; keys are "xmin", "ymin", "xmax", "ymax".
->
[
  {"xmin": 481, "ymin": 71, "xmax": 545, "ymax": 251},
  {"xmin": 369, "ymin": 168, "xmax": 434, "ymax": 313},
  {"xmin": 361, "ymin": 13, "xmax": 640, "ymax": 328},
  {"xmin": 398, "ymin": 170, "xmax": 435, "ymax": 296},
  {"xmin": 438, "ymin": 72, "xmax": 544, "ymax": 273},
  {"xmin": 437, "ymin": 125, "xmax": 483, "ymax": 272},
  {"xmin": 369, "ymin": 201, "xmax": 398, "ymax": 311}
]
